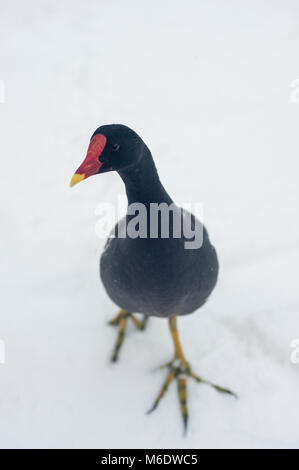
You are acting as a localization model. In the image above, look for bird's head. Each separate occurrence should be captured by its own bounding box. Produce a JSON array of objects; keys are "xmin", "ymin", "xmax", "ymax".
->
[{"xmin": 70, "ymin": 124, "xmax": 144, "ymax": 187}]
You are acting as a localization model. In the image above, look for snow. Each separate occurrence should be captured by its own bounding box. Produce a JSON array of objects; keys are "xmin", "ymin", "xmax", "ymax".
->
[{"xmin": 0, "ymin": 0, "xmax": 299, "ymax": 449}]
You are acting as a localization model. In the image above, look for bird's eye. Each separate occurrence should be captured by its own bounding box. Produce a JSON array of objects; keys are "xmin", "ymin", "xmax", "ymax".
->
[{"xmin": 112, "ymin": 144, "xmax": 120, "ymax": 152}]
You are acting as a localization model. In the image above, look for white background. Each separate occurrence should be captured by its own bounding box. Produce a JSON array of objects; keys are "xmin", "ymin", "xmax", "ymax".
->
[{"xmin": 0, "ymin": 0, "xmax": 299, "ymax": 448}]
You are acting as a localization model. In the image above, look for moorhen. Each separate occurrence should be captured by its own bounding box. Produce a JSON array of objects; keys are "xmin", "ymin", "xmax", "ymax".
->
[{"xmin": 70, "ymin": 124, "xmax": 236, "ymax": 431}]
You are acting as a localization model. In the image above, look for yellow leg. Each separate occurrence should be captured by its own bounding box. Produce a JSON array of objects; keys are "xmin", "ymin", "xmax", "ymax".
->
[
  {"xmin": 148, "ymin": 315, "xmax": 237, "ymax": 433},
  {"xmin": 169, "ymin": 316, "xmax": 187, "ymax": 364},
  {"xmin": 109, "ymin": 309, "xmax": 148, "ymax": 362},
  {"xmin": 130, "ymin": 314, "xmax": 148, "ymax": 330}
]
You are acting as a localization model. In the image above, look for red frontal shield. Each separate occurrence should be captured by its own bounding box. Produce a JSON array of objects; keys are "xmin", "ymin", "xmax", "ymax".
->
[{"xmin": 70, "ymin": 134, "xmax": 107, "ymax": 187}]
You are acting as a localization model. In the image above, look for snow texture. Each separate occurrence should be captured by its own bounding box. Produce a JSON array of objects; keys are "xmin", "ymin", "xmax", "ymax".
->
[{"xmin": 0, "ymin": 0, "xmax": 299, "ymax": 449}]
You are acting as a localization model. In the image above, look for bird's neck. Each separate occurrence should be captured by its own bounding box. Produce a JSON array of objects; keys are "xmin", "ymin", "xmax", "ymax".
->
[{"xmin": 118, "ymin": 145, "xmax": 173, "ymax": 205}]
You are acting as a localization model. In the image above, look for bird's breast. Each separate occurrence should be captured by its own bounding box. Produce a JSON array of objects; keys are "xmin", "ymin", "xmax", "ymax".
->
[{"xmin": 100, "ymin": 232, "xmax": 218, "ymax": 318}]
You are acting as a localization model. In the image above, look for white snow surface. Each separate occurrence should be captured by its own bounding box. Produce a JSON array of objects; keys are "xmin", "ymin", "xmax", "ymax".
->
[{"xmin": 0, "ymin": 0, "xmax": 299, "ymax": 449}]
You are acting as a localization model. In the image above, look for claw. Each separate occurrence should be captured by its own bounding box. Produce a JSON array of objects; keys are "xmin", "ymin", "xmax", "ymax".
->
[
  {"xmin": 213, "ymin": 385, "xmax": 238, "ymax": 399},
  {"xmin": 177, "ymin": 377, "xmax": 188, "ymax": 433},
  {"xmin": 147, "ymin": 317, "xmax": 237, "ymax": 433},
  {"xmin": 148, "ymin": 357, "xmax": 237, "ymax": 433},
  {"xmin": 140, "ymin": 316, "xmax": 148, "ymax": 330},
  {"xmin": 159, "ymin": 361, "xmax": 172, "ymax": 370},
  {"xmin": 190, "ymin": 372, "xmax": 238, "ymax": 399},
  {"xmin": 108, "ymin": 313, "xmax": 121, "ymax": 326}
]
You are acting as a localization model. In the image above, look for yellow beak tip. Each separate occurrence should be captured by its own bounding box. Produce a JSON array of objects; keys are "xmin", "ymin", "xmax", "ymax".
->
[{"xmin": 70, "ymin": 173, "xmax": 85, "ymax": 187}]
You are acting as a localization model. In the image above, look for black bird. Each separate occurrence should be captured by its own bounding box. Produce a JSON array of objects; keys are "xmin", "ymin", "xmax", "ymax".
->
[{"xmin": 70, "ymin": 124, "xmax": 236, "ymax": 431}]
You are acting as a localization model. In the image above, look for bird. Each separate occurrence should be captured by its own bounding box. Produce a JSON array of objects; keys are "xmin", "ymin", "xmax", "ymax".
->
[{"xmin": 70, "ymin": 124, "xmax": 236, "ymax": 432}]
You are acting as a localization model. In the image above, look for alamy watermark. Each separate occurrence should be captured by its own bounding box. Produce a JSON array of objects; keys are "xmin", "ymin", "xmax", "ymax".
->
[
  {"xmin": 290, "ymin": 339, "xmax": 299, "ymax": 364},
  {"xmin": 95, "ymin": 196, "xmax": 204, "ymax": 249},
  {"xmin": 290, "ymin": 79, "xmax": 299, "ymax": 103}
]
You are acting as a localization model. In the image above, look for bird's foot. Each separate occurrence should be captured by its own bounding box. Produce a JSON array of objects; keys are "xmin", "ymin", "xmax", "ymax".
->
[
  {"xmin": 109, "ymin": 309, "xmax": 148, "ymax": 362},
  {"xmin": 148, "ymin": 357, "xmax": 237, "ymax": 433}
]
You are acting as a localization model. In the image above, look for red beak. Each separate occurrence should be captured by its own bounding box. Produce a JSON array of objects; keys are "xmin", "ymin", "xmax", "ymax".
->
[{"xmin": 70, "ymin": 134, "xmax": 107, "ymax": 187}]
